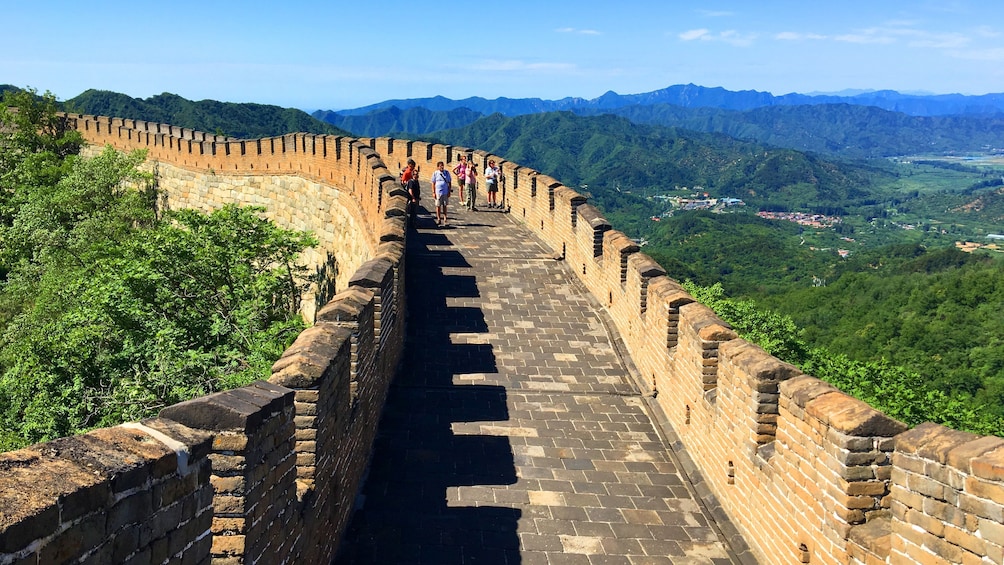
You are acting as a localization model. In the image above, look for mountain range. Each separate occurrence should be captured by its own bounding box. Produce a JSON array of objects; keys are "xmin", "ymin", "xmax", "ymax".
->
[
  {"xmin": 326, "ymin": 83, "xmax": 1004, "ymax": 118},
  {"xmin": 312, "ymin": 84, "xmax": 1004, "ymax": 159}
]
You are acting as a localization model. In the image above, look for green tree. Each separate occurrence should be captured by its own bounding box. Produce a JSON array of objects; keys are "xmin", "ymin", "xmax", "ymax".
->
[
  {"xmin": 683, "ymin": 280, "xmax": 1004, "ymax": 436},
  {"xmin": 0, "ymin": 90, "xmax": 317, "ymax": 451},
  {"xmin": 1, "ymin": 88, "xmax": 84, "ymax": 227}
]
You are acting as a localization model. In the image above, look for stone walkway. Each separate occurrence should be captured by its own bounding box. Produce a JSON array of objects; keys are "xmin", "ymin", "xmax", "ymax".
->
[{"xmin": 335, "ymin": 196, "xmax": 743, "ymax": 564}]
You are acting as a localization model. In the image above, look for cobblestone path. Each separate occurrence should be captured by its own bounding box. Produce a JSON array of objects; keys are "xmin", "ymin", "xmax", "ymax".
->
[{"xmin": 335, "ymin": 199, "xmax": 743, "ymax": 565}]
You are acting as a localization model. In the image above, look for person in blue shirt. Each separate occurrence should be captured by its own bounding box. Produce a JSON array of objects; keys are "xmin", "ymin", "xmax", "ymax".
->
[{"xmin": 431, "ymin": 161, "xmax": 452, "ymax": 227}]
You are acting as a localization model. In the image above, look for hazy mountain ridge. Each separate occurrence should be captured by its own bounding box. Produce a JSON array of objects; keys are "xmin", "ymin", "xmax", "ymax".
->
[
  {"xmin": 314, "ymin": 106, "xmax": 483, "ymax": 138},
  {"xmin": 321, "ymin": 83, "xmax": 1004, "ymax": 118}
]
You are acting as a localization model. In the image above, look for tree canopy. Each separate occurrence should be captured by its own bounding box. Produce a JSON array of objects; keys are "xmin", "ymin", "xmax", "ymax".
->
[{"xmin": 0, "ymin": 88, "xmax": 316, "ymax": 450}]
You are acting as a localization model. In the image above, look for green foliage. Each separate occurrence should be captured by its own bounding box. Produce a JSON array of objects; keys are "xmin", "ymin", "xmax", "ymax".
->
[
  {"xmin": 799, "ymin": 353, "xmax": 1003, "ymax": 436},
  {"xmin": 0, "ymin": 92, "xmax": 317, "ymax": 451},
  {"xmin": 1, "ymin": 147, "xmax": 155, "ymax": 269},
  {"xmin": 646, "ymin": 212, "xmax": 830, "ymax": 294},
  {"xmin": 440, "ymin": 111, "xmax": 890, "ymax": 221},
  {"xmin": 0, "ymin": 201, "xmax": 315, "ymax": 450},
  {"xmin": 683, "ymin": 282, "xmax": 810, "ymax": 363},
  {"xmin": 1, "ymin": 88, "xmax": 82, "ymax": 159},
  {"xmin": 1, "ymin": 88, "xmax": 84, "ymax": 225},
  {"xmin": 590, "ymin": 102, "xmax": 1004, "ymax": 158},
  {"xmin": 684, "ymin": 281, "xmax": 1004, "ymax": 436},
  {"xmin": 762, "ymin": 250, "xmax": 1004, "ymax": 405}
]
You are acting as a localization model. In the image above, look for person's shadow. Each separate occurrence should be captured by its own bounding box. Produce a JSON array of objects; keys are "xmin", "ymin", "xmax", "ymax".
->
[{"xmin": 335, "ymin": 223, "xmax": 521, "ymax": 564}]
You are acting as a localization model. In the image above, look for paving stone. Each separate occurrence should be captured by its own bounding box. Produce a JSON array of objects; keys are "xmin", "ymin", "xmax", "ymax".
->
[{"xmin": 334, "ymin": 206, "xmax": 743, "ymax": 564}]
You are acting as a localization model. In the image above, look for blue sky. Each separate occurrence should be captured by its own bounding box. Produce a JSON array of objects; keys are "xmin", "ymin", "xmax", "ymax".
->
[{"xmin": 3, "ymin": 0, "xmax": 1003, "ymax": 112}]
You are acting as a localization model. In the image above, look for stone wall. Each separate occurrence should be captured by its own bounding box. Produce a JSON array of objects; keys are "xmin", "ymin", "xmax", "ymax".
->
[
  {"xmin": 0, "ymin": 421, "xmax": 214, "ymax": 564},
  {"xmin": 2, "ymin": 120, "xmax": 1004, "ymax": 564},
  {"xmin": 75, "ymin": 116, "xmax": 400, "ymax": 322}
]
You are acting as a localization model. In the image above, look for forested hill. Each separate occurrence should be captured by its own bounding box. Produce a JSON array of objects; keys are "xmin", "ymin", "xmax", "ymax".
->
[
  {"xmin": 587, "ymin": 103, "xmax": 1004, "ymax": 159},
  {"xmin": 435, "ymin": 111, "xmax": 890, "ymax": 216},
  {"xmin": 63, "ymin": 90, "xmax": 349, "ymax": 139}
]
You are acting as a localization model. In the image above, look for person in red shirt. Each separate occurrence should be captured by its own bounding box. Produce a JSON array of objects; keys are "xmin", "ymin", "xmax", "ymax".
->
[{"xmin": 399, "ymin": 159, "xmax": 419, "ymax": 225}]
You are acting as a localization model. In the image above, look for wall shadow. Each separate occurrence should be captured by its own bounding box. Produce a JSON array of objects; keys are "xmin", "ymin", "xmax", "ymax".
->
[{"xmin": 335, "ymin": 225, "xmax": 521, "ymax": 564}]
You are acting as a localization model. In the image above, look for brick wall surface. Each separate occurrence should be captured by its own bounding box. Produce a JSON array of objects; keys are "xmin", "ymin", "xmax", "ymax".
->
[{"xmin": 2, "ymin": 120, "xmax": 1003, "ymax": 565}]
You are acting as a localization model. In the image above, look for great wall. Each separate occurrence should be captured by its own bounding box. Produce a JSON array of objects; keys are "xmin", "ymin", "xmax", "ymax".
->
[{"xmin": 1, "ymin": 115, "xmax": 1003, "ymax": 564}]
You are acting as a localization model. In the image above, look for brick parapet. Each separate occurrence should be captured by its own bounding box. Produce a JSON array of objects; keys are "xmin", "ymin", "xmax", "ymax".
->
[
  {"xmin": 0, "ymin": 420, "xmax": 213, "ymax": 564},
  {"xmin": 159, "ymin": 381, "xmax": 299, "ymax": 562},
  {"xmin": 885, "ymin": 422, "xmax": 1004, "ymax": 563}
]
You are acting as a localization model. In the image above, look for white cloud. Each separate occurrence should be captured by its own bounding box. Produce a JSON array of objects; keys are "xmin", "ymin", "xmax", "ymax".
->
[
  {"xmin": 949, "ymin": 47, "xmax": 1004, "ymax": 61},
  {"xmin": 696, "ymin": 10, "xmax": 734, "ymax": 18},
  {"xmin": 679, "ymin": 28, "xmax": 710, "ymax": 41},
  {"xmin": 775, "ymin": 31, "xmax": 827, "ymax": 41},
  {"xmin": 975, "ymin": 26, "xmax": 1001, "ymax": 39},
  {"xmin": 719, "ymin": 30, "xmax": 756, "ymax": 47},
  {"xmin": 556, "ymin": 27, "xmax": 601, "ymax": 35},
  {"xmin": 908, "ymin": 32, "xmax": 970, "ymax": 49},
  {"xmin": 679, "ymin": 28, "xmax": 755, "ymax": 47},
  {"xmin": 833, "ymin": 32, "xmax": 896, "ymax": 45},
  {"xmin": 884, "ymin": 19, "xmax": 922, "ymax": 28}
]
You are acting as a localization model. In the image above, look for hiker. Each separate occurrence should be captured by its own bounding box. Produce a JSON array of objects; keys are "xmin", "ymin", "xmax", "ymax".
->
[
  {"xmin": 401, "ymin": 158, "xmax": 420, "ymax": 220},
  {"xmin": 485, "ymin": 160, "xmax": 500, "ymax": 208},
  {"xmin": 431, "ymin": 161, "xmax": 452, "ymax": 226},
  {"xmin": 452, "ymin": 155, "xmax": 468, "ymax": 204},
  {"xmin": 464, "ymin": 162, "xmax": 478, "ymax": 211}
]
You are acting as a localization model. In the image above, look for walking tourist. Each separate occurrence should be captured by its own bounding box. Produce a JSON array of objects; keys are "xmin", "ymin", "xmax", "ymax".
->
[
  {"xmin": 485, "ymin": 160, "xmax": 500, "ymax": 208},
  {"xmin": 431, "ymin": 161, "xmax": 452, "ymax": 227},
  {"xmin": 452, "ymin": 155, "xmax": 468, "ymax": 204},
  {"xmin": 465, "ymin": 163, "xmax": 478, "ymax": 211},
  {"xmin": 401, "ymin": 158, "xmax": 420, "ymax": 221}
]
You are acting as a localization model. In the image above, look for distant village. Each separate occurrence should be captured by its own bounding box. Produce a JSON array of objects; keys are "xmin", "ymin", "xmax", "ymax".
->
[
  {"xmin": 648, "ymin": 190, "xmax": 1004, "ymax": 256},
  {"xmin": 649, "ymin": 192, "xmax": 846, "ymax": 231},
  {"xmin": 650, "ymin": 192, "xmax": 856, "ymax": 256},
  {"xmin": 648, "ymin": 192, "xmax": 745, "ymax": 221},
  {"xmin": 755, "ymin": 211, "xmax": 842, "ymax": 228}
]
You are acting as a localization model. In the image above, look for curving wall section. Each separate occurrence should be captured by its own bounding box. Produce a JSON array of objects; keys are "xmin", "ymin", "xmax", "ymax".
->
[
  {"xmin": 0, "ymin": 116, "xmax": 409, "ymax": 564},
  {"xmin": 1, "ymin": 120, "xmax": 1003, "ymax": 565}
]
